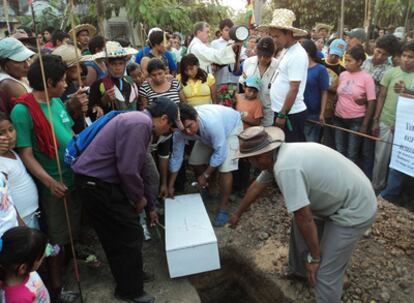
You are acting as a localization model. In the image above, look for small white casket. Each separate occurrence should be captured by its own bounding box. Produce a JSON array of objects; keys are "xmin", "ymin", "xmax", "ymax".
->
[{"xmin": 165, "ymin": 193, "xmax": 221, "ymax": 278}]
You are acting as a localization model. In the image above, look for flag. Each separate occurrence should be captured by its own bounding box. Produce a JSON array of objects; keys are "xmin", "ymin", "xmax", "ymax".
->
[{"xmin": 246, "ymin": 0, "xmax": 255, "ymax": 27}]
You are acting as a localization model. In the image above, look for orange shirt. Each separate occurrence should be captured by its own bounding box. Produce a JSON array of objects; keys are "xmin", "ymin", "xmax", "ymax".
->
[{"xmin": 235, "ymin": 94, "xmax": 264, "ymax": 129}]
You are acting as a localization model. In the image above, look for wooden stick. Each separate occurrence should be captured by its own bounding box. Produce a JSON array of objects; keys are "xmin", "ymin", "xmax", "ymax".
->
[
  {"xmin": 69, "ymin": 0, "xmax": 87, "ymax": 129},
  {"xmin": 307, "ymin": 119, "xmax": 380, "ymax": 141},
  {"xmin": 32, "ymin": 6, "xmax": 84, "ymax": 302}
]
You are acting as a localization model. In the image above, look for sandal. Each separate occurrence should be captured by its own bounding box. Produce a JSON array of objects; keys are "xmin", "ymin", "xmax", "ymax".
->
[{"xmin": 213, "ymin": 209, "xmax": 229, "ymax": 227}]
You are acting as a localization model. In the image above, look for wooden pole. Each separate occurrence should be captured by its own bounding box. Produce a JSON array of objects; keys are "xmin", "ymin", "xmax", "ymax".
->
[
  {"xmin": 339, "ymin": 0, "xmax": 345, "ymax": 39},
  {"xmin": 31, "ymin": 4, "xmax": 85, "ymax": 301},
  {"xmin": 3, "ymin": 0, "xmax": 11, "ymax": 34}
]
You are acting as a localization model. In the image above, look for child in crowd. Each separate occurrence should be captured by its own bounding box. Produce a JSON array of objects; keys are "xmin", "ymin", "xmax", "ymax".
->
[
  {"xmin": 334, "ymin": 45, "xmax": 376, "ymax": 164},
  {"xmin": 301, "ymin": 39, "xmax": 329, "ymax": 143},
  {"xmin": 177, "ymin": 54, "xmax": 216, "ymax": 106},
  {"xmin": 0, "ymin": 112, "xmax": 39, "ymax": 229},
  {"xmin": 235, "ymin": 75, "xmax": 264, "ymax": 129},
  {"xmin": 0, "ymin": 226, "xmax": 50, "ymax": 303},
  {"xmin": 372, "ymin": 41, "xmax": 414, "ymax": 192},
  {"xmin": 233, "ymin": 75, "xmax": 263, "ymax": 193},
  {"xmin": 0, "ymin": 172, "xmax": 20, "ymax": 238},
  {"xmin": 127, "ymin": 63, "xmax": 145, "ymax": 88}
]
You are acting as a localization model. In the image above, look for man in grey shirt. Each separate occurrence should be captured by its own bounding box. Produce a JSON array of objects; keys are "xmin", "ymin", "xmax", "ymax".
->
[{"xmin": 229, "ymin": 126, "xmax": 377, "ymax": 303}]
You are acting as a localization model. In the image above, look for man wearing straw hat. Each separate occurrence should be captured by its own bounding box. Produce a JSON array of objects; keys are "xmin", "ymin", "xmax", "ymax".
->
[
  {"xmin": 68, "ymin": 24, "xmax": 96, "ymax": 55},
  {"xmin": 256, "ymin": 9, "xmax": 309, "ymax": 142},
  {"xmin": 229, "ymin": 126, "xmax": 377, "ymax": 302}
]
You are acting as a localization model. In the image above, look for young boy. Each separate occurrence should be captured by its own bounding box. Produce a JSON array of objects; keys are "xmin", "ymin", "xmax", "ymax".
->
[
  {"xmin": 235, "ymin": 75, "xmax": 264, "ymax": 129},
  {"xmin": 234, "ymin": 75, "xmax": 263, "ymax": 193},
  {"xmin": 372, "ymin": 41, "xmax": 414, "ymax": 191}
]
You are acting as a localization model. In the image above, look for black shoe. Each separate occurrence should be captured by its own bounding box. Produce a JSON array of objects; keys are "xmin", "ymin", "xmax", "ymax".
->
[
  {"xmin": 143, "ymin": 271, "xmax": 155, "ymax": 283},
  {"xmin": 115, "ymin": 291, "xmax": 155, "ymax": 303}
]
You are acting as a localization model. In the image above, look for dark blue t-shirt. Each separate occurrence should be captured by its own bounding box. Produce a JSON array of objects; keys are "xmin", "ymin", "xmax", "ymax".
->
[
  {"xmin": 135, "ymin": 46, "xmax": 177, "ymax": 73},
  {"xmin": 304, "ymin": 63, "xmax": 329, "ymax": 115}
]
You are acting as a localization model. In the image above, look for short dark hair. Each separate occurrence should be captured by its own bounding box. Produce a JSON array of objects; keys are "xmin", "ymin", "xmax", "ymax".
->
[
  {"xmin": 219, "ymin": 19, "xmax": 234, "ymax": 31},
  {"xmin": 114, "ymin": 38, "xmax": 131, "ymax": 47},
  {"xmin": 44, "ymin": 26, "xmax": 55, "ymax": 34},
  {"xmin": 179, "ymin": 54, "xmax": 208, "ymax": 86},
  {"xmin": 147, "ymin": 58, "xmax": 167, "ymax": 74},
  {"xmin": 375, "ymin": 34, "xmax": 400, "ymax": 56},
  {"xmin": 88, "ymin": 35, "xmax": 105, "ymax": 54},
  {"xmin": 301, "ymin": 39, "xmax": 318, "ymax": 61},
  {"xmin": 172, "ymin": 33, "xmax": 181, "ymax": 42},
  {"xmin": 148, "ymin": 31, "xmax": 164, "ymax": 48},
  {"xmin": 0, "ymin": 111, "xmax": 11, "ymax": 124},
  {"xmin": 127, "ymin": 63, "xmax": 141, "ymax": 75},
  {"xmin": 402, "ymin": 40, "xmax": 414, "ymax": 54},
  {"xmin": 348, "ymin": 45, "xmax": 366, "ymax": 62},
  {"xmin": 52, "ymin": 30, "xmax": 69, "ymax": 47},
  {"xmin": 178, "ymin": 102, "xmax": 197, "ymax": 122},
  {"xmin": 27, "ymin": 55, "xmax": 67, "ymax": 91},
  {"xmin": 0, "ymin": 227, "xmax": 47, "ymax": 280},
  {"xmin": 194, "ymin": 22, "xmax": 208, "ymax": 35}
]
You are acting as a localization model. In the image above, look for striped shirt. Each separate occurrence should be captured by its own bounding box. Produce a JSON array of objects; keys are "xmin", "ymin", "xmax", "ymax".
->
[{"xmin": 139, "ymin": 79, "xmax": 181, "ymax": 104}]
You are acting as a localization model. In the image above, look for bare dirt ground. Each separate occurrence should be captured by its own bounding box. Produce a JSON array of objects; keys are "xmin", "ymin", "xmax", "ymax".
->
[{"xmin": 64, "ymin": 178, "xmax": 414, "ymax": 303}]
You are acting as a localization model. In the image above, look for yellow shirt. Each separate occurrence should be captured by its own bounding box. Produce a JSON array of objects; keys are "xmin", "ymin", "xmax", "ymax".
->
[{"xmin": 176, "ymin": 73, "xmax": 215, "ymax": 106}]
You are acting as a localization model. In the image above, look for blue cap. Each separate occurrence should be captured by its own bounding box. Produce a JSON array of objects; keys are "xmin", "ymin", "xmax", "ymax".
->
[
  {"xmin": 245, "ymin": 75, "xmax": 262, "ymax": 92},
  {"xmin": 0, "ymin": 37, "xmax": 35, "ymax": 62},
  {"xmin": 329, "ymin": 39, "xmax": 347, "ymax": 58}
]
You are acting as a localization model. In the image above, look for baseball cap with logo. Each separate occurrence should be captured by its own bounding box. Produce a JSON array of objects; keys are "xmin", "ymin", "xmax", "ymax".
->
[
  {"xmin": 0, "ymin": 37, "xmax": 35, "ymax": 62},
  {"xmin": 329, "ymin": 39, "xmax": 347, "ymax": 57}
]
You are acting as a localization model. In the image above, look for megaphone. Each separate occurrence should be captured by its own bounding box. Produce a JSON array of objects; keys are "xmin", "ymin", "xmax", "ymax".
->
[{"xmin": 229, "ymin": 25, "xmax": 249, "ymax": 42}]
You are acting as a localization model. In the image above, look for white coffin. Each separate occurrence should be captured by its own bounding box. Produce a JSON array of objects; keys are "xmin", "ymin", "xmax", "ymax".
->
[{"xmin": 165, "ymin": 193, "xmax": 221, "ymax": 278}]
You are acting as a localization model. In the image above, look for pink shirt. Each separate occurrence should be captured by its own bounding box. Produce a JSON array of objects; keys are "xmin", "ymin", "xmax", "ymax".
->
[
  {"xmin": 335, "ymin": 70, "xmax": 376, "ymax": 119},
  {"xmin": 3, "ymin": 272, "xmax": 50, "ymax": 303}
]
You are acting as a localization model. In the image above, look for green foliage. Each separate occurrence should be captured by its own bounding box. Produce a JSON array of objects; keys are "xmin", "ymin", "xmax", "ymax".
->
[{"xmin": 270, "ymin": 0, "xmax": 414, "ymax": 30}]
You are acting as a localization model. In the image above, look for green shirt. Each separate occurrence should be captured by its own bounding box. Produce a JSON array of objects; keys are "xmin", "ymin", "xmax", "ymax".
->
[
  {"xmin": 380, "ymin": 67, "xmax": 414, "ymax": 126},
  {"xmin": 11, "ymin": 98, "xmax": 75, "ymax": 196}
]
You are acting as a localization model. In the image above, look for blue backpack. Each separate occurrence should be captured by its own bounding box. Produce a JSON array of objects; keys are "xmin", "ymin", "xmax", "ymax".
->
[{"xmin": 64, "ymin": 110, "xmax": 126, "ymax": 166}]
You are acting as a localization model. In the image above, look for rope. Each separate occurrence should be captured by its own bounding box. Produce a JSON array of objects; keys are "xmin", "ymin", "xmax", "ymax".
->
[
  {"xmin": 307, "ymin": 119, "xmax": 402, "ymax": 148},
  {"xmin": 33, "ymin": 14, "xmax": 85, "ymax": 303}
]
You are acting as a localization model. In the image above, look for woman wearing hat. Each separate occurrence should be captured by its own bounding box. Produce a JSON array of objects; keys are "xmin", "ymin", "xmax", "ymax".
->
[
  {"xmin": 88, "ymin": 41, "xmax": 139, "ymax": 119},
  {"xmin": 229, "ymin": 126, "xmax": 377, "ymax": 303},
  {"xmin": 256, "ymin": 9, "xmax": 309, "ymax": 142},
  {"xmin": 0, "ymin": 37, "xmax": 35, "ymax": 114}
]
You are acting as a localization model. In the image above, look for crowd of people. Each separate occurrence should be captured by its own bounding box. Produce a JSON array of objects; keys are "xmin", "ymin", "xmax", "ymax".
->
[{"xmin": 0, "ymin": 6, "xmax": 413, "ymax": 303}]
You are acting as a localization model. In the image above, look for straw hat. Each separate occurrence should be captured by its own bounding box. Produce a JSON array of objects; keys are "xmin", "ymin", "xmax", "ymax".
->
[
  {"xmin": 68, "ymin": 24, "xmax": 96, "ymax": 38},
  {"xmin": 93, "ymin": 41, "xmax": 138, "ymax": 60},
  {"xmin": 315, "ymin": 23, "xmax": 333, "ymax": 34},
  {"xmin": 52, "ymin": 44, "xmax": 92, "ymax": 67},
  {"xmin": 234, "ymin": 126, "xmax": 285, "ymax": 159},
  {"xmin": 256, "ymin": 9, "xmax": 307, "ymax": 37}
]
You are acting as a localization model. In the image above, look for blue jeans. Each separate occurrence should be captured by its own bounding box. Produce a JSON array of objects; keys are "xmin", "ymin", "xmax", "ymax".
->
[
  {"xmin": 381, "ymin": 168, "xmax": 411, "ymax": 200},
  {"xmin": 321, "ymin": 117, "xmax": 336, "ymax": 150},
  {"xmin": 362, "ymin": 136, "xmax": 375, "ymax": 180},
  {"xmin": 334, "ymin": 116, "xmax": 364, "ymax": 164},
  {"xmin": 304, "ymin": 114, "xmax": 322, "ymax": 143}
]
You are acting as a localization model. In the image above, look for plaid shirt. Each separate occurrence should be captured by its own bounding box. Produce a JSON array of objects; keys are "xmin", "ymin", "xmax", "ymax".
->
[{"xmin": 362, "ymin": 57, "xmax": 392, "ymax": 97}]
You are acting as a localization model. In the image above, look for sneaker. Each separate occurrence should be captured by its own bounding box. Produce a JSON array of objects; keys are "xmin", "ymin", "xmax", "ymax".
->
[{"xmin": 115, "ymin": 291, "xmax": 155, "ymax": 303}]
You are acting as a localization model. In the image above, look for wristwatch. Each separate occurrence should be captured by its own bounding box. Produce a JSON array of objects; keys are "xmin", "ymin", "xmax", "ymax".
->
[{"xmin": 306, "ymin": 252, "xmax": 321, "ymax": 264}]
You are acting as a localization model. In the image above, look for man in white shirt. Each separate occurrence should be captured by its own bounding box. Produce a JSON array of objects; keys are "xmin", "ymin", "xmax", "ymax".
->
[
  {"xmin": 188, "ymin": 22, "xmax": 241, "ymax": 74},
  {"xmin": 257, "ymin": 9, "xmax": 309, "ymax": 142},
  {"xmin": 210, "ymin": 19, "xmax": 241, "ymax": 94}
]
